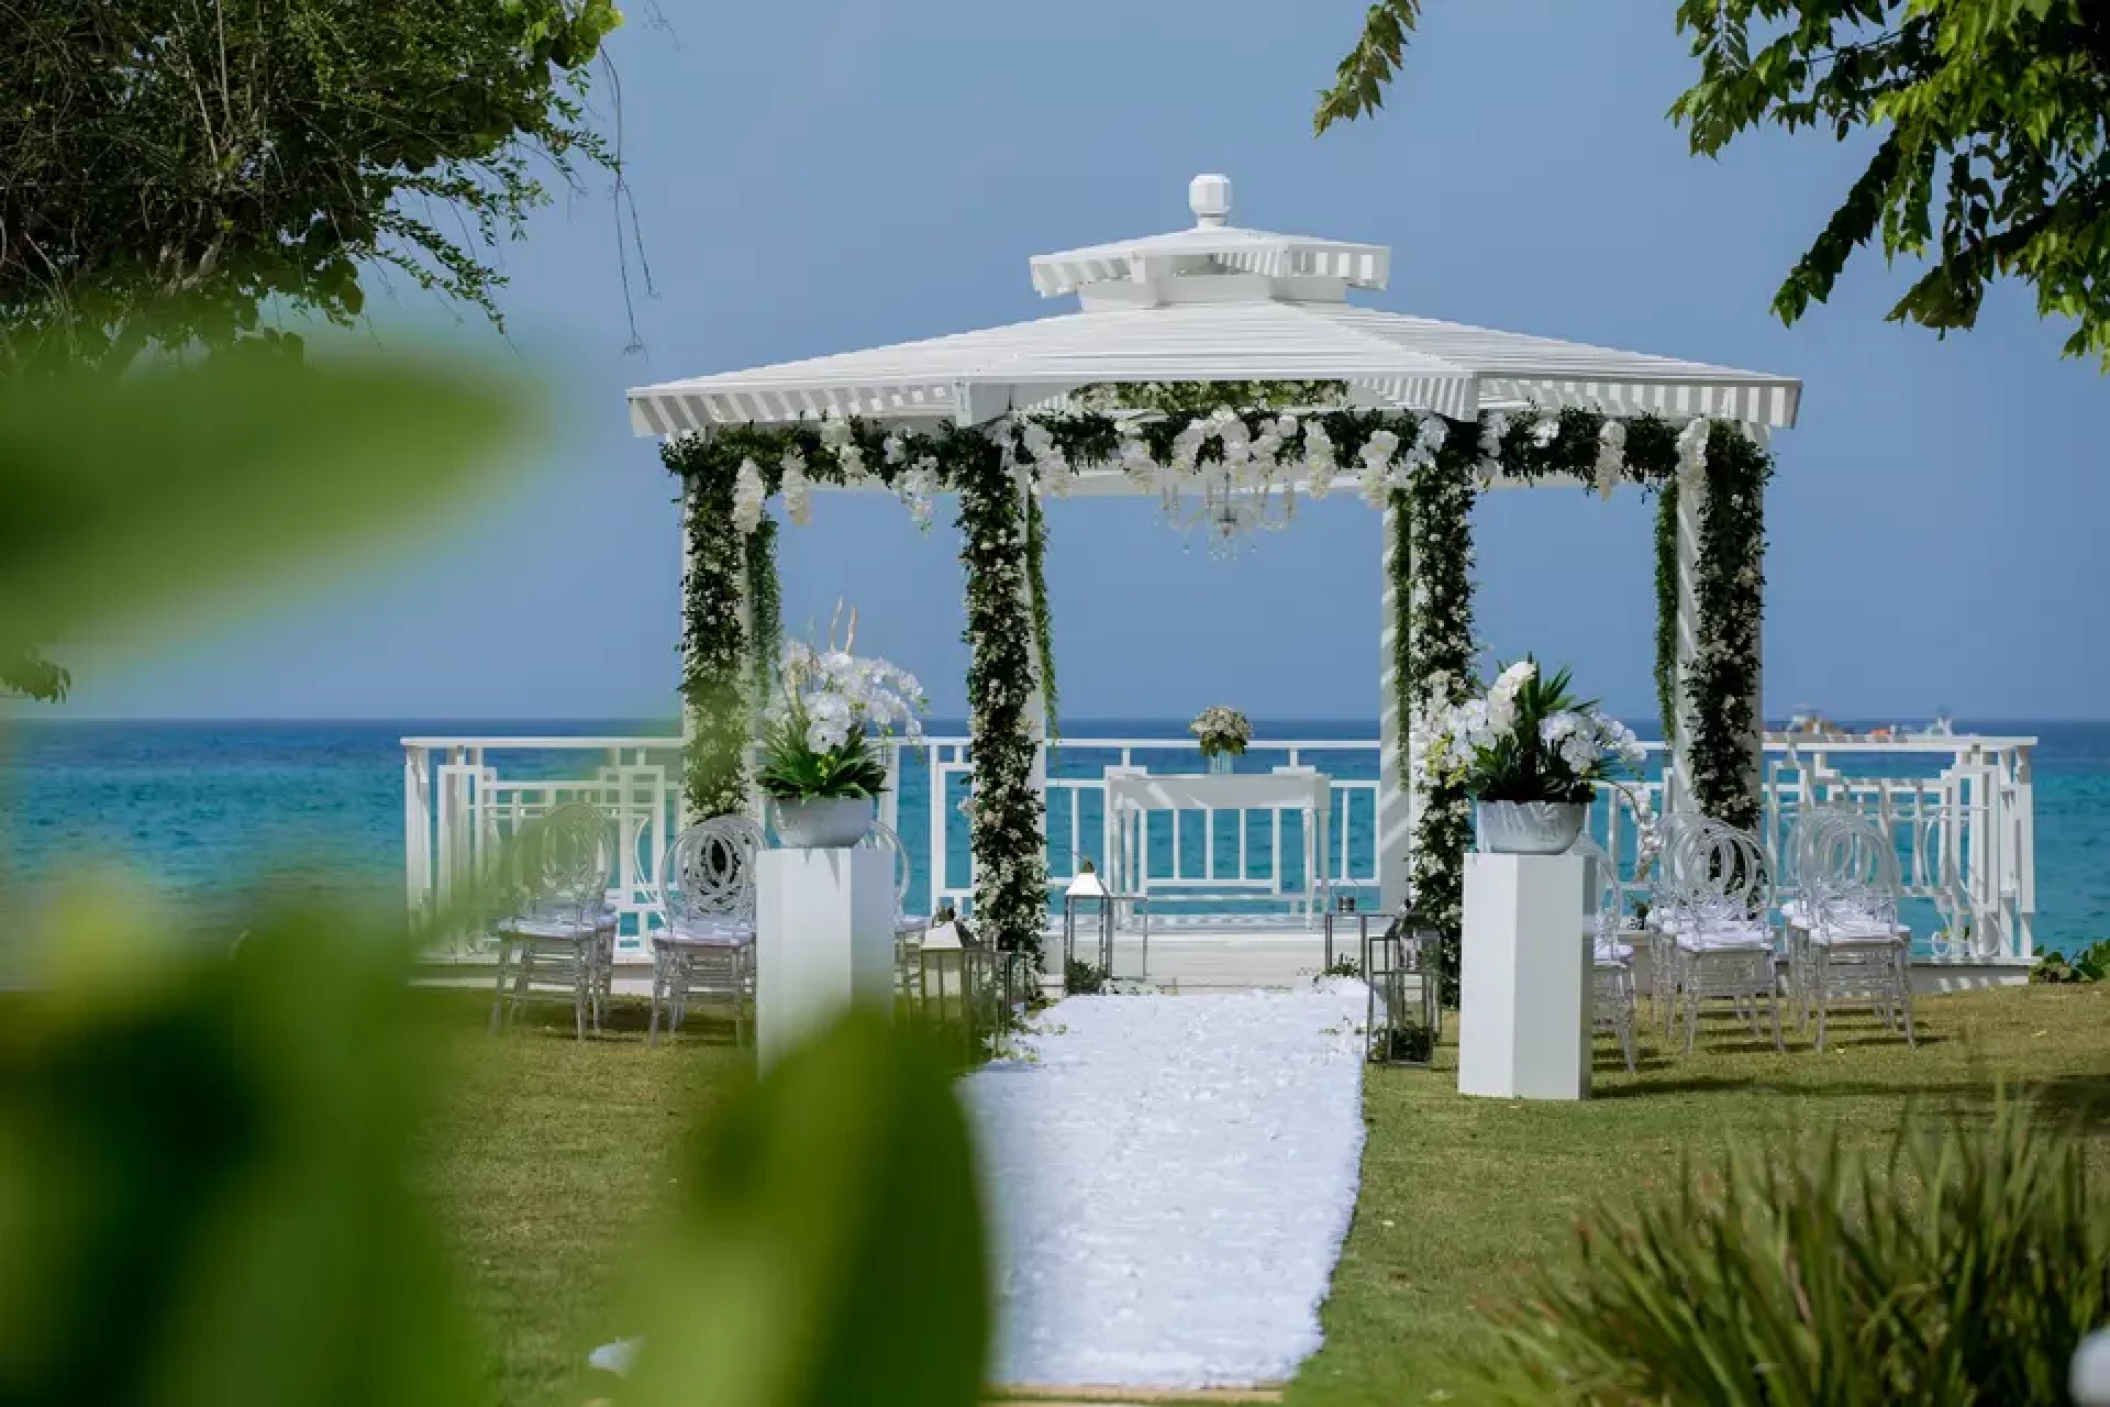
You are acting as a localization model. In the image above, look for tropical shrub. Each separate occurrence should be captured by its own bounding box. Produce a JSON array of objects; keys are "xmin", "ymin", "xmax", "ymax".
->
[
  {"xmin": 2032, "ymin": 939, "xmax": 2110, "ymax": 985},
  {"xmin": 1449, "ymin": 1099, "xmax": 2109, "ymax": 1405}
]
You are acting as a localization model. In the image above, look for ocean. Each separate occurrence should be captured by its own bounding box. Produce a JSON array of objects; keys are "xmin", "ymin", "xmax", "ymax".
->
[{"xmin": 2, "ymin": 719, "xmax": 2104, "ymax": 957}]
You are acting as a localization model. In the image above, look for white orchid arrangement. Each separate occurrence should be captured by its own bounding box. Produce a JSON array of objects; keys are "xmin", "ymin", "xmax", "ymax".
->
[
  {"xmin": 756, "ymin": 602, "xmax": 928, "ymax": 801},
  {"xmin": 1428, "ymin": 658, "xmax": 1645, "ymax": 805},
  {"xmin": 1190, "ymin": 705, "xmax": 1253, "ymax": 759}
]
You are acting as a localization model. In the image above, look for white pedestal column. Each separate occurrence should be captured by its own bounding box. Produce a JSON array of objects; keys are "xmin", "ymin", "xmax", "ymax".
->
[
  {"xmin": 755, "ymin": 847, "xmax": 896, "ymax": 1072},
  {"xmin": 1458, "ymin": 853, "xmax": 1591, "ymax": 1101}
]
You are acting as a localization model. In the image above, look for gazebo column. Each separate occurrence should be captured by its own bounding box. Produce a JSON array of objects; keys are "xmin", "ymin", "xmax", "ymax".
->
[{"xmin": 1378, "ymin": 499, "xmax": 1413, "ymax": 914}]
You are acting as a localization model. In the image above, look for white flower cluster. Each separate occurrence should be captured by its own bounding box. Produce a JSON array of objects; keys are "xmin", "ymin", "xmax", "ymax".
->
[
  {"xmin": 898, "ymin": 458, "xmax": 939, "ymax": 530},
  {"xmin": 1436, "ymin": 659, "xmax": 1644, "ymax": 788},
  {"xmin": 819, "ymin": 414, "xmax": 867, "ymax": 481},
  {"xmin": 1189, "ymin": 704, "xmax": 1253, "ymax": 754},
  {"xmin": 776, "ymin": 640, "xmax": 927, "ymax": 754},
  {"xmin": 780, "ymin": 448, "xmax": 812, "ymax": 525},
  {"xmin": 1021, "ymin": 421, "xmax": 1071, "ymax": 498},
  {"xmin": 732, "ymin": 458, "xmax": 767, "ymax": 535},
  {"xmin": 1442, "ymin": 659, "xmax": 1538, "ymax": 754},
  {"xmin": 1594, "ymin": 419, "xmax": 1627, "ymax": 500},
  {"xmin": 1540, "ymin": 709, "xmax": 1646, "ymax": 775},
  {"xmin": 1676, "ymin": 417, "xmax": 1711, "ymax": 484},
  {"xmin": 1475, "ymin": 412, "xmax": 1510, "ymax": 489},
  {"xmin": 1357, "ymin": 427, "xmax": 1402, "ymax": 507}
]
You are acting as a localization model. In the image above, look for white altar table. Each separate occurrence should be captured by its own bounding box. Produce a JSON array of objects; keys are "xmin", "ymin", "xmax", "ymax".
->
[{"xmin": 1104, "ymin": 767, "xmax": 1332, "ymax": 925}]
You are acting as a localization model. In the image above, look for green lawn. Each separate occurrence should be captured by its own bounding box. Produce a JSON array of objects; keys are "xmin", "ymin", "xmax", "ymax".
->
[
  {"xmin": 418, "ymin": 984, "xmax": 2110, "ymax": 1406},
  {"xmin": 1287, "ymin": 983, "xmax": 2110, "ymax": 1405},
  {"xmin": 413, "ymin": 993, "xmax": 751, "ymax": 1407}
]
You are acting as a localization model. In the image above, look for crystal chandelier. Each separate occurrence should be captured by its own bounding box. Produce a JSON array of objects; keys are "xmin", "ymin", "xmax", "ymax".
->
[{"xmin": 1163, "ymin": 465, "xmax": 1295, "ymax": 559}]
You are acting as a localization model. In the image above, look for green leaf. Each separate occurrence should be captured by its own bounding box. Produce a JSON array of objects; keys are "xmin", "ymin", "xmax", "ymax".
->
[
  {"xmin": 626, "ymin": 1009, "xmax": 991, "ymax": 1407},
  {"xmin": 0, "ymin": 900, "xmax": 477, "ymax": 1406},
  {"xmin": 1313, "ymin": 0, "xmax": 1423, "ymax": 135},
  {"xmin": 0, "ymin": 355, "xmax": 528, "ymax": 643}
]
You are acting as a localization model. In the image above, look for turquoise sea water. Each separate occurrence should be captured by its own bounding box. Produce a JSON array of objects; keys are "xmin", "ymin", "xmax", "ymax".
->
[{"xmin": 2, "ymin": 719, "xmax": 2104, "ymax": 956}]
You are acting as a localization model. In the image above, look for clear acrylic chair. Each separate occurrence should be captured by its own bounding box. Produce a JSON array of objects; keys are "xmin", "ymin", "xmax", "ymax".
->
[
  {"xmin": 1780, "ymin": 803, "xmax": 1861, "ymax": 1020},
  {"xmin": 1663, "ymin": 823, "xmax": 1783, "ymax": 1054},
  {"xmin": 650, "ymin": 814, "xmax": 763, "ymax": 1046},
  {"xmin": 489, "ymin": 802, "xmax": 618, "ymax": 1040},
  {"xmin": 1569, "ymin": 833, "xmax": 1638, "ymax": 1073},
  {"xmin": 1645, "ymin": 811, "xmax": 1727, "ymax": 1037},
  {"xmin": 1801, "ymin": 809, "xmax": 1915, "ymax": 1051}
]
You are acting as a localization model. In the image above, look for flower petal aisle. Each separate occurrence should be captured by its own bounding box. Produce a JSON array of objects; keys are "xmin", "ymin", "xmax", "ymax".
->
[{"xmin": 965, "ymin": 983, "xmax": 1370, "ymax": 1391}]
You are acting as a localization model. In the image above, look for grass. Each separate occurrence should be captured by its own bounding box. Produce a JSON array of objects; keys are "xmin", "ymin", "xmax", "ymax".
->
[
  {"xmin": 1285, "ymin": 983, "xmax": 2110, "ymax": 1406},
  {"xmin": 411, "ymin": 990, "xmax": 751, "ymax": 1407},
  {"xmin": 412, "ymin": 984, "xmax": 2110, "ymax": 1406}
]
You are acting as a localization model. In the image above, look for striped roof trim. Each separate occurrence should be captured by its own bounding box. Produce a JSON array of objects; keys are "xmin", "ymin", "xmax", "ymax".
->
[
  {"xmin": 1029, "ymin": 226, "xmax": 1392, "ymax": 298},
  {"xmin": 627, "ymin": 300, "xmax": 1800, "ymax": 436}
]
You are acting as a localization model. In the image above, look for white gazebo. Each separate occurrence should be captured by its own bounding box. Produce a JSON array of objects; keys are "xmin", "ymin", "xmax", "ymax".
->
[{"xmin": 627, "ymin": 174, "xmax": 1802, "ymax": 965}]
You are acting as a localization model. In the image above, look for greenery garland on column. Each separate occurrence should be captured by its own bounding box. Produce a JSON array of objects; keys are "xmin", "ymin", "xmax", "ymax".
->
[
  {"xmin": 1023, "ymin": 491, "xmax": 1059, "ymax": 741},
  {"xmin": 958, "ymin": 446, "xmax": 1050, "ymax": 966},
  {"xmin": 1388, "ymin": 484, "xmax": 1414, "ymax": 855},
  {"xmin": 1653, "ymin": 480, "xmax": 1680, "ymax": 745},
  {"xmin": 1685, "ymin": 423, "xmax": 1772, "ymax": 832},
  {"xmin": 1402, "ymin": 429, "xmax": 1478, "ymax": 1002},
  {"xmin": 668, "ymin": 440, "xmax": 752, "ymax": 820}
]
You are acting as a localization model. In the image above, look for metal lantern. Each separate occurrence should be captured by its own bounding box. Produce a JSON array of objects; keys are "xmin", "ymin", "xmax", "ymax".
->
[
  {"xmin": 1063, "ymin": 862, "xmax": 1116, "ymax": 974},
  {"xmin": 1361, "ymin": 911, "xmax": 1442, "ymax": 1068},
  {"xmin": 917, "ymin": 920, "xmax": 984, "ymax": 1045}
]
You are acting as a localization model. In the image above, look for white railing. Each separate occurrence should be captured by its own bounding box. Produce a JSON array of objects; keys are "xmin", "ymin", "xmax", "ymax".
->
[
  {"xmin": 403, "ymin": 735, "xmax": 686, "ymax": 960},
  {"xmin": 402, "ymin": 731, "xmax": 2036, "ymax": 963}
]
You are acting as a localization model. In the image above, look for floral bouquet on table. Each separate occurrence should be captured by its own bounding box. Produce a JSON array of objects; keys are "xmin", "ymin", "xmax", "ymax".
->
[
  {"xmin": 757, "ymin": 605, "xmax": 927, "ymax": 847},
  {"xmin": 1429, "ymin": 658, "xmax": 1644, "ymax": 855},
  {"xmin": 1190, "ymin": 706, "xmax": 1253, "ymax": 765}
]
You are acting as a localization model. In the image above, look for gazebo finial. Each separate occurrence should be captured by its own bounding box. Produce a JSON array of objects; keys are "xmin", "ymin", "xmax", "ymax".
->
[{"xmin": 1189, "ymin": 173, "xmax": 1233, "ymax": 228}]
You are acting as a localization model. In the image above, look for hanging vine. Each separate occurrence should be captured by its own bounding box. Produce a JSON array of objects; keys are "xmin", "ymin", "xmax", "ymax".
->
[
  {"xmin": 1024, "ymin": 491, "xmax": 1059, "ymax": 741},
  {"xmin": 1653, "ymin": 480, "xmax": 1680, "ymax": 745},
  {"xmin": 746, "ymin": 509, "xmax": 782, "ymax": 717},
  {"xmin": 668, "ymin": 453, "xmax": 751, "ymax": 820}
]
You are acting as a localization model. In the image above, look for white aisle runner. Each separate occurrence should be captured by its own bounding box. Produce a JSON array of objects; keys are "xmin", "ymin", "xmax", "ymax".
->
[{"xmin": 963, "ymin": 984, "xmax": 1369, "ymax": 1390}]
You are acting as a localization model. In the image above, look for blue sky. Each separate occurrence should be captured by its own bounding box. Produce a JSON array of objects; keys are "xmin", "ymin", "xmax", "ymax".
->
[{"xmin": 48, "ymin": 0, "xmax": 2110, "ymax": 724}]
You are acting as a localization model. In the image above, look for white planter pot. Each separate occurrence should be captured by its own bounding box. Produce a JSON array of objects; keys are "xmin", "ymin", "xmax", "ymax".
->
[
  {"xmin": 772, "ymin": 795, "xmax": 876, "ymax": 849},
  {"xmin": 1477, "ymin": 800, "xmax": 1587, "ymax": 856}
]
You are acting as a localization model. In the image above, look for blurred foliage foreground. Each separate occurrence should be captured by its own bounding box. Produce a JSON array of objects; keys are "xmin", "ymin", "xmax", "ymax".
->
[
  {"xmin": 0, "ymin": 353, "xmax": 993, "ymax": 1406},
  {"xmin": 0, "ymin": 904, "xmax": 989, "ymax": 1407}
]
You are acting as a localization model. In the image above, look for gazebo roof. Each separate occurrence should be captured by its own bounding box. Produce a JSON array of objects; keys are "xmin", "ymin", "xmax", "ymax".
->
[{"xmin": 628, "ymin": 175, "xmax": 1801, "ymax": 437}]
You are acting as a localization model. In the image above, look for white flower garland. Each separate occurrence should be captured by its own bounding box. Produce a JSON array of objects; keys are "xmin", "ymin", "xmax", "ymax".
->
[{"xmin": 670, "ymin": 404, "xmax": 1771, "ymax": 948}]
